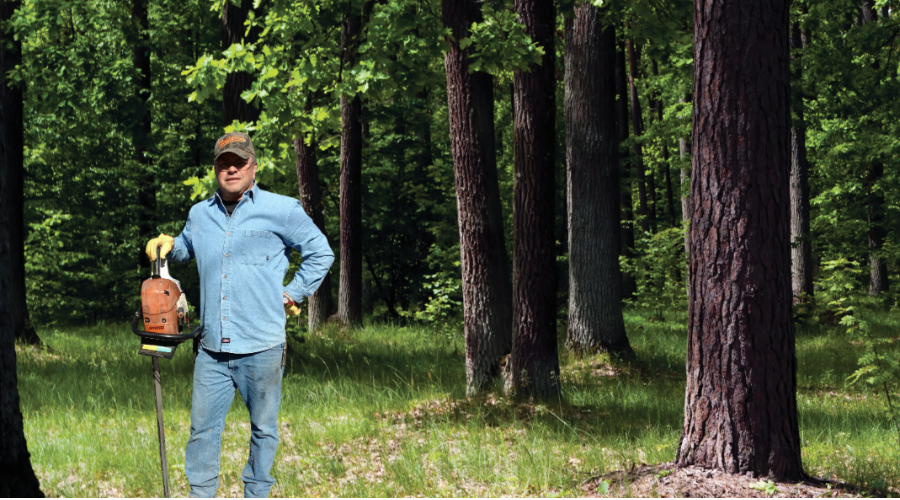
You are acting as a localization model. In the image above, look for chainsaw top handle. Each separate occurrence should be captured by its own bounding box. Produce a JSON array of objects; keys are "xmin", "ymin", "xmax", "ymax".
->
[
  {"xmin": 132, "ymin": 310, "xmax": 202, "ymax": 341},
  {"xmin": 152, "ymin": 249, "xmax": 163, "ymax": 278}
]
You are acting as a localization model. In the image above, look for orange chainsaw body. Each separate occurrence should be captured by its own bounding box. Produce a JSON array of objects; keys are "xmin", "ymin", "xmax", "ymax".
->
[{"xmin": 141, "ymin": 277, "xmax": 187, "ymax": 335}]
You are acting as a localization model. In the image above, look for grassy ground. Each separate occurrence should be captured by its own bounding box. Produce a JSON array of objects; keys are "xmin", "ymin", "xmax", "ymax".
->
[{"xmin": 16, "ymin": 305, "xmax": 900, "ymax": 497}]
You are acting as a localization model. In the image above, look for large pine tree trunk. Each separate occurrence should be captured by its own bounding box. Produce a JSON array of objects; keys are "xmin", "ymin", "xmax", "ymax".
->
[
  {"xmin": 626, "ymin": 38, "xmax": 652, "ymax": 234},
  {"xmin": 615, "ymin": 41, "xmax": 637, "ymax": 298},
  {"xmin": 564, "ymin": 4, "xmax": 631, "ymax": 356},
  {"xmin": 677, "ymin": 0, "xmax": 804, "ymax": 480},
  {"xmin": 0, "ymin": 0, "xmax": 44, "ymax": 494},
  {"xmin": 790, "ymin": 23, "xmax": 813, "ymax": 301},
  {"xmin": 222, "ymin": 0, "xmax": 260, "ymax": 125},
  {"xmin": 442, "ymin": 0, "xmax": 513, "ymax": 395},
  {"xmin": 295, "ymin": 135, "xmax": 332, "ymax": 333},
  {"xmin": 133, "ymin": 0, "xmax": 155, "ymax": 274},
  {"xmin": 508, "ymin": 0, "xmax": 559, "ymax": 399}
]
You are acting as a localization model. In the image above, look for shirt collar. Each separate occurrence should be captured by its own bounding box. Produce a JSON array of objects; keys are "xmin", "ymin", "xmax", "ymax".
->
[{"xmin": 211, "ymin": 182, "xmax": 259, "ymax": 206}]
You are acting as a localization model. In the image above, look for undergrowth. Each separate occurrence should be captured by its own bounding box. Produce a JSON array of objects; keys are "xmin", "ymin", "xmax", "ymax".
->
[{"xmin": 15, "ymin": 305, "xmax": 900, "ymax": 497}]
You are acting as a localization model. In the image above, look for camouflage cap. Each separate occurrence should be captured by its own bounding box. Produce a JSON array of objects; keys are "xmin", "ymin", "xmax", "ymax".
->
[{"xmin": 214, "ymin": 132, "xmax": 255, "ymax": 161}]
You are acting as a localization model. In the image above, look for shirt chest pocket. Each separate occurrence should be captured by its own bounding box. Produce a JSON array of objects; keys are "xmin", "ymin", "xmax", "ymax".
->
[{"xmin": 241, "ymin": 230, "xmax": 283, "ymax": 266}]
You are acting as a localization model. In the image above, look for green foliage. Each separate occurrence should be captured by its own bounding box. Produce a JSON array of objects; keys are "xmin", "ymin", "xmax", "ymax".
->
[
  {"xmin": 459, "ymin": 2, "xmax": 544, "ymax": 74},
  {"xmin": 620, "ymin": 227, "xmax": 687, "ymax": 317},
  {"xmin": 748, "ymin": 480, "xmax": 779, "ymax": 496}
]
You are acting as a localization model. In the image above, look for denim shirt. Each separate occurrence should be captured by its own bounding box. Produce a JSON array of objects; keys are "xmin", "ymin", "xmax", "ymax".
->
[{"xmin": 169, "ymin": 183, "xmax": 334, "ymax": 354}]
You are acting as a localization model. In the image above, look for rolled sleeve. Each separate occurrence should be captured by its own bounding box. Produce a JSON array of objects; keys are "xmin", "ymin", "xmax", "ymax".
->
[{"xmin": 282, "ymin": 202, "xmax": 334, "ymax": 301}]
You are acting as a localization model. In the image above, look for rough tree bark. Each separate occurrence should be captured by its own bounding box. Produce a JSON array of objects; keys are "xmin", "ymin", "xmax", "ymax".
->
[
  {"xmin": 133, "ymin": 0, "xmax": 155, "ymax": 274},
  {"xmin": 0, "ymin": 0, "xmax": 44, "ymax": 494},
  {"xmin": 508, "ymin": 0, "xmax": 560, "ymax": 399},
  {"xmin": 790, "ymin": 22, "xmax": 813, "ymax": 301},
  {"xmin": 564, "ymin": 4, "xmax": 631, "ymax": 356},
  {"xmin": 676, "ymin": 0, "xmax": 804, "ymax": 480},
  {"xmin": 442, "ymin": 0, "xmax": 513, "ymax": 395},
  {"xmin": 860, "ymin": 0, "xmax": 888, "ymax": 295},
  {"xmin": 222, "ymin": 0, "xmax": 261, "ymax": 125},
  {"xmin": 626, "ymin": 37, "xmax": 652, "ymax": 234},
  {"xmin": 615, "ymin": 41, "xmax": 637, "ymax": 299},
  {"xmin": 338, "ymin": 2, "xmax": 374, "ymax": 329},
  {"xmin": 295, "ymin": 135, "xmax": 332, "ymax": 333}
]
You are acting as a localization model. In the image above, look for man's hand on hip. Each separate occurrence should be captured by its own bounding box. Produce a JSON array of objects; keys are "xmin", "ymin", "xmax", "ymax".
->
[
  {"xmin": 146, "ymin": 234, "xmax": 175, "ymax": 261},
  {"xmin": 283, "ymin": 292, "xmax": 302, "ymax": 316}
]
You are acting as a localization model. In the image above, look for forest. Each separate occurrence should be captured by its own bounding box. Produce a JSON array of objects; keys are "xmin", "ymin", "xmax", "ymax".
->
[{"xmin": 1, "ymin": 0, "xmax": 900, "ymax": 496}]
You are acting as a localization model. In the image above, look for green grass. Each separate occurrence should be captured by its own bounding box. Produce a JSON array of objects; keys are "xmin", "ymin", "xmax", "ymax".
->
[{"xmin": 16, "ymin": 305, "xmax": 900, "ymax": 497}]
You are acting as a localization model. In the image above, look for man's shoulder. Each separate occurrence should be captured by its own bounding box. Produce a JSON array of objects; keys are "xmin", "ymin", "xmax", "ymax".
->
[{"xmin": 256, "ymin": 188, "xmax": 301, "ymax": 209}]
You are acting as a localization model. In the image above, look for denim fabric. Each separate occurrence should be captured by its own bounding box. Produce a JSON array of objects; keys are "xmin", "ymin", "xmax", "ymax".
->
[
  {"xmin": 169, "ymin": 183, "xmax": 334, "ymax": 353},
  {"xmin": 185, "ymin": 344, "xmax": 285, "ymax": 498}
]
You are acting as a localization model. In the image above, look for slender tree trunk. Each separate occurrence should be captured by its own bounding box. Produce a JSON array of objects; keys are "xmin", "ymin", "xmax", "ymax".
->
[
  {"xmin": 564, "ymin": 3, "xmax": 631, "ymax": 356},
  {"xmin": 677, "ymin": 0, "xmax": 803, "ymax": 480},
  {"xmin": 651, "ymin": 60, "xmax": 676, "ymax": 229},
  {"xmin": 222, "ymin": 0, "xmax": 260, "ymax": 125},
  {"xmin": 442, "ymin": 0, "xmax": 513, "ymax": 395},
  {"xmin": 679, "ymin": 95, "xmax": 691, "ymax": 259},
  {"xmin": 0, "ymin": 1, "xmax": 44, "ymax": 494},
  {"xmin": 626, "ymin": 38, "xmax": 651, "ymax": 234},
  {"xmin": 616, "ymin": 41, "xmax": 637, "ymax": 298},
  {"xmin": 790, "ymin": 23, "xmax": 813, "ymax": 301},
  {"xmin": 132, "ymin": 0, "xmax": 155, "ymax": 275},
  {"xmin": 338, "ymin": 4, "xmax": 374, "ymax": 329},
  {"xmin": 508, "ymin": 0, "xmax": 559, "ymax": 399},
  {"xmin": 295, "ymin": 135, "xmax": 332, "ymax": 333},
  {"xmin": 860, "ymin": 0, "xmax": 888, "ymax": 295}
]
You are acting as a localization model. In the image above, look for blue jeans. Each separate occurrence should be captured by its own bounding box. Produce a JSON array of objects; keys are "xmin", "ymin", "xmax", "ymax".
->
[{"xmin": 185, "ymin": 343, "xmax": 285, "ymax": 498}]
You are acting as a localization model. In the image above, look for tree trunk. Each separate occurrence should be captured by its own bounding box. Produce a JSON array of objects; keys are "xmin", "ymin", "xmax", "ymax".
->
[
  {"xmin": 0, "ymin": 0, "xmax": 37, "ymax": 346},
  {"xmin": 564, "ymin": 3, "xmax": 631, "ymax": 356},
  {"xmin": 338, "ymin": 4, "xmax": 373, "ymax": 329},
  {"xmin": 133, "ymin": 0, "xmax": 155, "ymax": 274},
  {"xmin": 616, "ymin": 41, "xmax": 637, "ymax": 298},
  {"xmin": 222, "ymin": 0, "xmax": 260, "ymax": 125},
  {"xmin": 790, "ymin": 23, "xmax": 813, "ymax": 301},
  {"xmin": 626, "ymin": 38, "xmax": 651, "ymax": 234},
  {"xmin": 0, "ymin": 0, "xmax": 44, "ymax": 494},
  {"xmin": 651, "ymin": 60, "xmax": 677, "ymax": 229},
  {"xmin": 442, "ymin": 0, "xmax": 513, "ymax": 395},
  {"xmin": 677, "ymin": 0, "xmax": 804, "ymax": 480},
  {"xmin": 508, "ymin": 0, "xmax": 559, "ymax": 399},
  {"xmin": 860, "ymin": 0, "xmax": 888, "ymax": 295},
  {"xmin": 295, "ymin": 135, "xmax": 332, "ymax": 333}
]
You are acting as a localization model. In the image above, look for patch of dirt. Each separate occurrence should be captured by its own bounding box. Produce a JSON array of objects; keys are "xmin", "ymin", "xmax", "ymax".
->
[{"xmin": 583, "ymin": 462, "xmax": 869, "ymax": 498}]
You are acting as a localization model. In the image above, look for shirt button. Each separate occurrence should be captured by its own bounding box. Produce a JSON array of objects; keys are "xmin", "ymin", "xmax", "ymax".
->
[
  {"xmin": 225, "ymin": 253, "xmax": 229, "ymax": 257},
  {"xmin": 227, "ymin": 232, "xmax": 231, "ymax": 236},
  {"xmin": 223, "ymin": 274, "xmax": 227, "ymax": 278},
  {"xmin": 223, "ymin": 296, "xmax": 227, "ymax": 300},
  {"xmin": 222, "ymin": 317, "xmax": 226, "ymax": 321}
]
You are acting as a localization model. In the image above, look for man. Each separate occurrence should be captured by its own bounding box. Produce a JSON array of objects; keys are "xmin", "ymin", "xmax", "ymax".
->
[{"xmin": 145, "ymin": 132, "xmax": 334, "ymax": 497}]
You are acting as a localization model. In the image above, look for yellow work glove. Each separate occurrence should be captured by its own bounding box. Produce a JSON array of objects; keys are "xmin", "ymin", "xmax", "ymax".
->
[
  {"xmin": 146, "ymin": 233, "xmax": 175, "ymax": 261},
  {"xmin": 283, "ymin": 292, "xmax": 302, "ymax": 316}
]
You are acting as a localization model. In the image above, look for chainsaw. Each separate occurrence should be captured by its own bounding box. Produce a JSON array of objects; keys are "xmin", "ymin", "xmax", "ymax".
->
[{"xmin": 131, "ymin": 252, "xmax": 202, "ymax": 498}]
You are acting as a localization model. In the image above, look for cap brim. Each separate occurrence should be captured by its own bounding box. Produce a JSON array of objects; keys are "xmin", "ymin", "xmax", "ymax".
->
[{"xmin": 215, "ymin": 149, "xmax": 252, "ymax": 161}]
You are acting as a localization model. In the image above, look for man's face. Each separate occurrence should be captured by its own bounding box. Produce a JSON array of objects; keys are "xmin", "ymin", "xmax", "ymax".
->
[{"xmin": 215, "ymin": 152, "xmax": 257, "ymax": 201}]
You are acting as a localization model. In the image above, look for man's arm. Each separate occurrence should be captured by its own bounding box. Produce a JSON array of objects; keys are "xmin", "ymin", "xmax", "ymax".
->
[
  {"xmin": 282, "ymin": 201, "xmax": 335, "ymax": 302},
  {"xmin": 168, "ymin": 212, "xmax": 195, "ymax": 263}
]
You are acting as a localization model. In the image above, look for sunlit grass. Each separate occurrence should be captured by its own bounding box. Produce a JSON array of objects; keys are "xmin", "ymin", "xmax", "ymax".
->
[{"xmin": 16, "ymin": 305, "xmax": 900, "ymax": 496}]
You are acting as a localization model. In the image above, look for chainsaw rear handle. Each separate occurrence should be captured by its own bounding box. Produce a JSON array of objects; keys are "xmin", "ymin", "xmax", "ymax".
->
[{"xmin": 132, "ymin": 310, "xmax": 202, "ymax": 341}]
